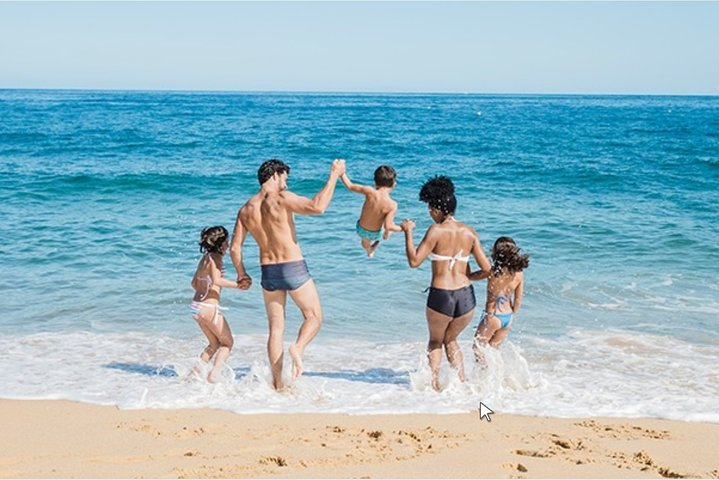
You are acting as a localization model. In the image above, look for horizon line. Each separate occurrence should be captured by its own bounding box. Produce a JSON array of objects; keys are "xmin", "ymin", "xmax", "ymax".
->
[{"xmin": 1, "ymin": 87, "xmax": 718, "ymax": 98}]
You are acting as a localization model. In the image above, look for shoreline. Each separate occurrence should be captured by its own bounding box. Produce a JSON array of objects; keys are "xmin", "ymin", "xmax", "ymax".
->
[{"xmin": 2, "ymin": 399, "xmax": 718, "ymax": 478}]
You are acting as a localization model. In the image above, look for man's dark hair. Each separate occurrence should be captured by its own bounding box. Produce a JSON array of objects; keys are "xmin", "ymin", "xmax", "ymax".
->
[
  {"xmin": 258, "ymin": 159, "xmax": 290, "ymax": 185},
  {"xmin": 374, "ymin": 165, "xmax": 397, "ymax": 188}
]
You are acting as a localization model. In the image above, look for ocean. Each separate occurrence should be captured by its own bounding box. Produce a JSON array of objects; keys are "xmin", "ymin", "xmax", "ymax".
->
[{"xmin": 1, "ymin": 89, "xmax": 717, "ymax": 421}]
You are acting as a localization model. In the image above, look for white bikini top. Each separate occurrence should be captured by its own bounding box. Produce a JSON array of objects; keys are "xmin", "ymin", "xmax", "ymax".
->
[{"xmin": 428, "ymin": 250, "xmax": 470, "ymax": 270}]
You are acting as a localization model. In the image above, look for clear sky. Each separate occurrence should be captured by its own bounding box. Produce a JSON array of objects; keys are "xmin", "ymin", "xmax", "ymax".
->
[{"xmin": 1, "ymin": 1, "xmax": 717, "ymax": 94}]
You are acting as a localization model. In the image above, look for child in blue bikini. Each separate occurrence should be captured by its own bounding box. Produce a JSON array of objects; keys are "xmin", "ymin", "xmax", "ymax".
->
[
  {"xmin": 472, "ymin": 236, "xmax": 529, "ymax": 360},
  {"xmin": 341, "ymin": 165, "xmax": 402, "ymax": 258}
]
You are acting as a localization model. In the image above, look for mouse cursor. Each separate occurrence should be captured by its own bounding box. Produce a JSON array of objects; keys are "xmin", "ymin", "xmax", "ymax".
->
[{"xmin": 479, "ymin": 402, "xmax": 494, "ymax": 422}]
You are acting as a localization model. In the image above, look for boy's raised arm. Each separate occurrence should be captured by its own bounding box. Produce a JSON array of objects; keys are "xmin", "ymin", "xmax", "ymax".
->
[{"xmin": 341, "ymin": 172, "xmax": 373, "ymax": 195}]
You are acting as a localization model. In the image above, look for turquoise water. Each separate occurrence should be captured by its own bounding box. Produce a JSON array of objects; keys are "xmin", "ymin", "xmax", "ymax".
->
[{"xmin": 0, "ymin": 90, "xmax": 717, "ymax": 419}]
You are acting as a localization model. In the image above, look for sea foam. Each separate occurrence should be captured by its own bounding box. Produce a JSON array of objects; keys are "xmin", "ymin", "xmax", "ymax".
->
[{"xmin": 0, "ymin": 330, "xmax": 717, "ymax": 422}]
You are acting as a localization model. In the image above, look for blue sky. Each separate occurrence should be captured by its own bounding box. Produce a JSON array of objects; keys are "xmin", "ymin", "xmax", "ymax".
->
[{"xmin": 1, "ymin": 1, "xmax": 717, "ymax": 94}]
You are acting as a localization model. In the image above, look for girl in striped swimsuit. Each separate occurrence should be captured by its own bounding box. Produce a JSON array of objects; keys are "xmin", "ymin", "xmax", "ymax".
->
[{"xmin": 190, "ymin": 226, "xmax": 241, "ymax": 382}]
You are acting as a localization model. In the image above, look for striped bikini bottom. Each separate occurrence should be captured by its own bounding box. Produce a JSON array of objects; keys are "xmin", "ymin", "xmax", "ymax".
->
[{"xmin": 189, "ymin": 301, "xmax": 225, "ymax": 325}]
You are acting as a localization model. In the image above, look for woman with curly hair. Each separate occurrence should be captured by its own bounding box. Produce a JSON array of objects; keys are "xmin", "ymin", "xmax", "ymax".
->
[{"xmin": 401, "ymin": 176, "xmax": 491, "ymax": 391}]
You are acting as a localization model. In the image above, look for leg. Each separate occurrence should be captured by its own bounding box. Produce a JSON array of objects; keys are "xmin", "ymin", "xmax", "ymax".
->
[
  {"xmin": 443, "ymin": 308, "xmax": 475, "ymax": 382},
  {"xmin": 426, "ymin": 307, "xmax": 452, "ymax": 392},
  {"xmin": 489, "ymin": 326, "xmax": 511, "ymax": 348},
  {"xmin": 190, "ymin": 311, "xmax": 221, "ymax": 379},
  {"xmin": 473, "ymin": 314, "xmax": 501, "ymax": 364},
  {"xmin": 206, "ymin": 312, "xmax": 234, "ymax": 383},
  {"xmin": 195, "ymin": 316, "xmax": 220, "ymax": 363},
  {"xmin": 361, "ymin": 238, "xmax": 380, "ymax": 258},
  {"xmin": 287, "ymin": 279, "xmax": 323, "ymax": 380},
  {"xmin": 263, "ymin": 288, "xmax": 288, "ymax": 390}
]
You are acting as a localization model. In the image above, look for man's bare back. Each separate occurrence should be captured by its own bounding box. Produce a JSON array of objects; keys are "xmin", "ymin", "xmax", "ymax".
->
[
  {"xmin": 239, "ymin": 190, "xmax": 303, "ymax": 265},
  {"xmin": 230, "ymin": 158, "xmax": 345, "ymax": 390}
]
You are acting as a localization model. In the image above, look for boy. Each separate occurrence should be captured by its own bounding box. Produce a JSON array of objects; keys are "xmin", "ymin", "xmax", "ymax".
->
[{"xmin": 341, "ymin": 165, "xmax": 402, "ymax": 258}]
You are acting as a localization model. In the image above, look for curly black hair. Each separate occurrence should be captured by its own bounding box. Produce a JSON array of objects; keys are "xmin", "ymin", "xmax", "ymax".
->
[
  {"xmin": 491, "ymin": 236, "xmax": 530, "ymax": 276},
  {"xmin": 419, "ymin": 175, "xmax": 456, "ymax": 216},
  {"xmin": 199, "ymin": 226, "xmax": 229, "ymax": 254},
  {"xmin": 258, "ymin": 159, "xmax": 290, "ymax": 185}
]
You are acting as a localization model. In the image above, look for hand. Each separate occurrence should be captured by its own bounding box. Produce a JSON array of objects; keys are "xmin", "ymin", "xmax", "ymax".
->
[
  {"xmin": 400, "ymin": 219, "xmax": 415, "ymax": 232},
  {"xmin": 331, "ymin": 158, "xmax": 346, "ymax": 177},
  {"xmin": 469, "ymin": 268, "xmax": 491, "ymax": 281},
  {"xmin": 236, "ymin": 274, "xmax": 252, "ymax": 290}
]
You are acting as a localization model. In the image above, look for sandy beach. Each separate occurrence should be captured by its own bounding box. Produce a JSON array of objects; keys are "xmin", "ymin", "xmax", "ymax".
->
[{"xmin": 1, "ymin": 400, "xmax": 717, "ymax": 478}]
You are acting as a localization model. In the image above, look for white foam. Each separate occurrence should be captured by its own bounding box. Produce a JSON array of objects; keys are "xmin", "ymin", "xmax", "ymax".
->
[{"xmin": 0, "ymin": 330, "xmax": 717, "ymax": 422}]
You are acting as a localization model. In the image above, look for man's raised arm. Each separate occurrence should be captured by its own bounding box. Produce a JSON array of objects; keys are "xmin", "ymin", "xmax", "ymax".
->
[{"xmin": 286, "ymin": 159, "xmax": 346, "ymax": 215}]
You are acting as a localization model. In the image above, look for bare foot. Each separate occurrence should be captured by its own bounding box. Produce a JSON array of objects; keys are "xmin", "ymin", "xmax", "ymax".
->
[
  {"xmin": 432, "ymin": 377, "xmax": 442, "ymax": 392},
  {"xmin": 188, "ymin": 365, "xmax": 202, "ymax": 379},
  {"xmin": 288, "ymin": 344, "xmax": 304, "ymax": 379},
  {"xmin": 367, "ymin": 241, "xmax": 380, "ymax": 258},
  {"xmin": 474, "ymin": 350, "xmax": 488, "ymax": 368},
  {"xmin": 207, "ymin": 368, "xmax": 221, "ymax": 383},
  {"xmin": 273, "ymin": 378, "xmax": 284, "ymax": 391}
]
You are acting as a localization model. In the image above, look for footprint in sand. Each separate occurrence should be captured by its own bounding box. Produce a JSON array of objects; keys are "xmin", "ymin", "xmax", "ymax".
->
[
  {"xmin": 308, "ymin": 425, "xmax": 464, "ymax": 467},
  {"xmin": 175, "ymin": 426, "xmax": 206, "ymax": 438},
  {"xmin": 549, "ymin": 436, "xmax": 586, "ymax": 451},
  {"xmin": 116, "ymin": 422, "xmax": 163, "ymax": 437},
  {"xmin": 503, "ymin": 463, "xmax": 529, "ymax": 473},
  {"xmin": 514, "ymin": 434, "xmax": 592, "ymax": 466},
  {"xmin": 574, "ymin": 420, "xmax": 670, "ymax": 440},
  {"xmin": 514, "ymin": 449, "xmax": 553, "ymax": 458},
  {"xmin": 657, "ymin": 466, "xmax": 687, "ymax": 478},
  {"xmin": 609, "ymin": 450, "xmax": 689, "ymax": 477},
  {"xmin": 259, "ymin": 456, "xmax": 288, "ymax": 467},
  {"xmin": 632, "ymin": 450, "xmax": 654, "ymax": 467}
]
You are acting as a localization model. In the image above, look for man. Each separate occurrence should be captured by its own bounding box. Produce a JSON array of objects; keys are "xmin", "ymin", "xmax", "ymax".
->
[{"xmin": 231, "ymin": 158, "xmax": 346, "ymax": 390}]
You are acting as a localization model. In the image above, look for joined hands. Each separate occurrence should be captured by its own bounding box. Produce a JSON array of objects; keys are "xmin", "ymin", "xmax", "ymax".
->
[
  {"xmin": 400, "ymin": 218, "xmax": 415, "ymax": 232},
  {"xmin": 236, "ymin": 274, "xmax": 252, "ymax": 290},
  {"xmin": 331, "ymin": 158, "xmax": 346, "ymax": 177}
]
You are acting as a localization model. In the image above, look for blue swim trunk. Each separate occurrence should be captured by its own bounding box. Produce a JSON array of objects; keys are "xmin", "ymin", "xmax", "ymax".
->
[
  {"xmin": 356, "ymin": 221, "xmax": 382, "ymax": 242},
  {"xmin": 261, "ymin": 260, "xmax": 312, "ymax": 292}
]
